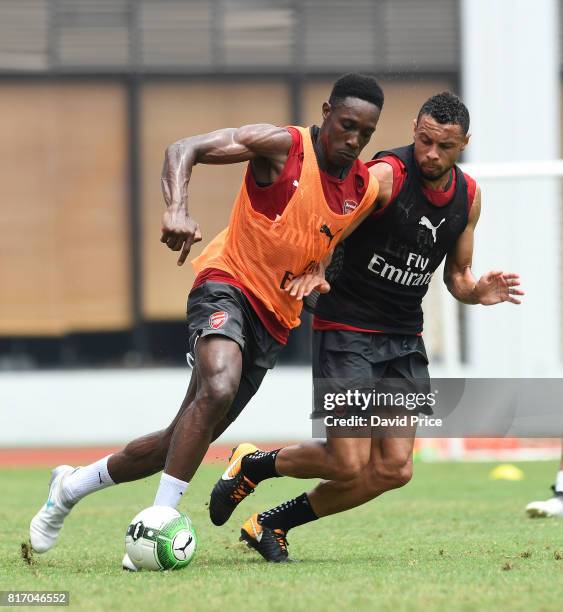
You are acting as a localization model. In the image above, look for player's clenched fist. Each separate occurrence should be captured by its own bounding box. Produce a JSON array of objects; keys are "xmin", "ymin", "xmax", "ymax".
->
[{"xmin": 160, "ymin": 208, "xmax": 202, "ymax": 266}]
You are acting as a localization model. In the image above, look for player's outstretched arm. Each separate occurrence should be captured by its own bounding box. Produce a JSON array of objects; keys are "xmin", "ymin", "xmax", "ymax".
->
[
  {"xmin": 160, "ymin": 124, "xmax": 292, "ymax": 265},
  {"xmin": 339, "ymin": 161, "xmax": 394, "ymax": 241},
  {"xmin": 443, "ymin": 185, "xmax": 524, "ymax": 305}
]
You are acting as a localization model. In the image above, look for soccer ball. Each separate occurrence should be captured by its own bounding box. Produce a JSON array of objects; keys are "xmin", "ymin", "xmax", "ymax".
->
[{"xmin": 124, "ymin": 506, "xmax": 197, "ymax": 571}]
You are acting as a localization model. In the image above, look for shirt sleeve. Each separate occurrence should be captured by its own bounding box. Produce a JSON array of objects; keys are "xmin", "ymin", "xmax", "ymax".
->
[
  {"xmin": 365, "ymin": 154, "xmax": 407, "ymax": 213},
  {"xmin": 463, "ymin": 172, "xmax": 477, "ymax": 212}
]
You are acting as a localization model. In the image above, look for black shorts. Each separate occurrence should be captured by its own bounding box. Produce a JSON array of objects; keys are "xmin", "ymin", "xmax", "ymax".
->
[
  {"xmin": 186, "ymin": 282, "xmax": 284, "ymax": 415},
  {"xmin": 187, "ymin": 281, "xmax": 283, "ymax": 369},
  {"xmin": 312, "ymin": 329, "xmax": 432, "ymax": 417}
]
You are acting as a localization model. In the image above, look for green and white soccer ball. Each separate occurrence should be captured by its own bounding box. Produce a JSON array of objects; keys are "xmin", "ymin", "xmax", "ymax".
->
[{"xmin": 125, "ymin": 506, "xmax": 197, "ymax": 571}]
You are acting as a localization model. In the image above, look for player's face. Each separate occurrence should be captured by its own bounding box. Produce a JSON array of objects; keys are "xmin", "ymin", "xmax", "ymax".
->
[
  {"xmin": 413, "ymin": 114, "xmax": 469, "ymax": 181},
  {"xmin": 321, "ymin": 97, "xmax": 381, "ymax": 168}
]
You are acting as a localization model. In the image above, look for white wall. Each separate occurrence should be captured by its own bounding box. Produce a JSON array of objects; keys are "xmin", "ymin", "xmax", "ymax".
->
[
  {"xmin": 0, "ymin": 366, "xmax": 313, "ymax": 446},
  {"xmin": 461, "ymin": 0, "xmax": 561, "ymax": 376}
]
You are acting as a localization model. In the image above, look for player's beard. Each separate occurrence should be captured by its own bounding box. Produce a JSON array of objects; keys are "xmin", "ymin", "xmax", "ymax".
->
[{"xmin": 419, "ymin": 164, "xmax": 450, "ymax": 182}]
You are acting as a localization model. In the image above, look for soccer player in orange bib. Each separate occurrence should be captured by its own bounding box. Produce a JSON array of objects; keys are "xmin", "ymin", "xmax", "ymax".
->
[{"xmin": 29, "ymin": 74, "xmax": 384, "ymax": 565}]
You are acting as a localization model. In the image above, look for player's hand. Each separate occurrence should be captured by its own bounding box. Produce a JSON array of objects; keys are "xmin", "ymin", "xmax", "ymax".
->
[
  {"xmin": 475, "ymin": 271, "xmax": 524, "ymax": 305},
  {"xmin": 284, "ymin": 267, "xmax": 331, "ymax": 301},
  {"xmin": 160, "ymin": 208, "xmax": 202, "ymax": 266}
]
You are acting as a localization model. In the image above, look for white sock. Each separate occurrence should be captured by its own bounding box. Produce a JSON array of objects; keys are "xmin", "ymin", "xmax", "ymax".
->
[
  {"xmin": 154, "ymin": 473, "xmax": 189, "ymax": 508},
  {"xmin": 555, "ymin": 470, "xmax": 563, "ymax": 494},
  {"xmin": 62, "ymin": 455, "xmax": 115, "ymax": 504}
]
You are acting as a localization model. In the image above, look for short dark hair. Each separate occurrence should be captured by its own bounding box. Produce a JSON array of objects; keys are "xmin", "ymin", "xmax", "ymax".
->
[
  {"xmin": 329, "ymin": 73, "xmax": 384, "ymax": 111},
  {"xmin": 417, "ymin": 91, "xmax": 470, "ymax": 135}
]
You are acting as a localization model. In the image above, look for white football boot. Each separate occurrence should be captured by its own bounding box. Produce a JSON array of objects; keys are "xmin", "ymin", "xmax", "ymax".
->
[
  {"xmin": 29, "ymin": 465, "xmax": 77, "ymax": 553},
  {"xmin": 526, "ymin": 488, "xmax": 563, "ymax": 518}
]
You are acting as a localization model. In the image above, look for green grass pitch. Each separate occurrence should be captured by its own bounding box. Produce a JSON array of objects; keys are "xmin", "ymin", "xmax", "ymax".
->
[{"xmin": 1, "ymin": 461, "xmax": 562, "ymax": 611}]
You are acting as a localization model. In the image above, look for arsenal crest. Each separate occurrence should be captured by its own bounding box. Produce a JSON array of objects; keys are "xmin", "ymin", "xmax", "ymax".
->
[{"xmin": 209, "ymin": 311, "xmax": 229, "ymax": 329}]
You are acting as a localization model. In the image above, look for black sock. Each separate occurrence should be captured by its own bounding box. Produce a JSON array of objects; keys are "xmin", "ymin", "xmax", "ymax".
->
[
  {"xmin": 241, "ymin": 449, "xmax": 281, "ymax": 484},
  {"xmin": 258, "ymin": 493, "xmax": 318, "ymax": 533}
]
